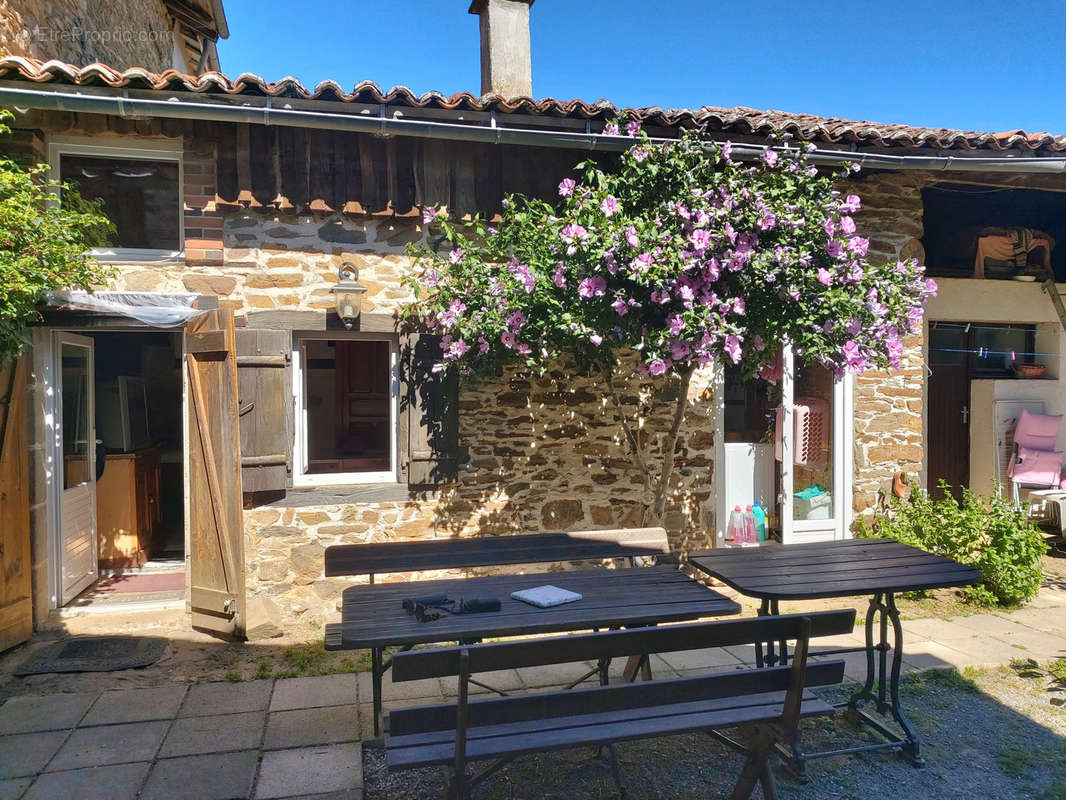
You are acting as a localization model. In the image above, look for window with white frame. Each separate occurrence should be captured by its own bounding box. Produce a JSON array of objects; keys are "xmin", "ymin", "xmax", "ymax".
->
[
  {"xmin": 293, "ymin": 334, "xmax": 399, "ymax": 485},
  {"xmin": 49, "ymin": 137, "xmax": 183, "ymax": 261}
]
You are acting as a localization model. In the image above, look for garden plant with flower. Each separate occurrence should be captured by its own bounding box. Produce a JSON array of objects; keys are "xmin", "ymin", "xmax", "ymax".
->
[{"xmin": 404, "ymin": 124, "xmax": 935, "ymax": 524}]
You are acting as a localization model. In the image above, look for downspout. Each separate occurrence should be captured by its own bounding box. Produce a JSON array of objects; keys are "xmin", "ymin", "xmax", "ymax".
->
[{"xmin": 1, "ymin": 82, "xmax": 1065, "ymax": 174}]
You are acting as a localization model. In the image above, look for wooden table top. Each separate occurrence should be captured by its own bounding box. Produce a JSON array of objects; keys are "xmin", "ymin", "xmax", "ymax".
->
[
  {"xmin": 325, "ymin": 565, "xmax": 741, "ymax": 650},
  {"xmin": 688, "ymin": 538, "xmax": 982, "ymax": 601}
]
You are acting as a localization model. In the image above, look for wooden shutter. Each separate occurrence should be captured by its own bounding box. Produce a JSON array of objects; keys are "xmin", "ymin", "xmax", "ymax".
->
[
  {"xmin": 402, "ymin": 333, "xmax": 459, "ymax": 486},
  {"xmin": 0, "ymin": 357, "xmax": 32, "ymax": 653},
  {"xmin": 185, "ymin": 310, "xmax": 246, "ymax": 638},
  {"xmin": 235, "ymin": 329, "xmax": 293, "ymax": 495}
]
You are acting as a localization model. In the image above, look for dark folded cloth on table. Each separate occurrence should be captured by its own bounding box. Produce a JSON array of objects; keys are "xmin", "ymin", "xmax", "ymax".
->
[
  {"xmin": 402, "ymin": 594, "xmax": 501, "ymax": 622},
  {"xmin": 455, "ymin": 598, "xmax": 501, "ymax": 614},
  {"xmin": 402, "ymin": 594, "xmax": 451, "ymax": 614}
]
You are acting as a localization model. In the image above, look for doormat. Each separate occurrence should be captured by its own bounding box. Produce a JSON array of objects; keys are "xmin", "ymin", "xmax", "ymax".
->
[
  {"xmin": 14, "ymin": 636, "xmax": 166, "ymax": 676},
  {"xmin": 95, "ymin": 572, "xmax": 186, "ymax": 594}
]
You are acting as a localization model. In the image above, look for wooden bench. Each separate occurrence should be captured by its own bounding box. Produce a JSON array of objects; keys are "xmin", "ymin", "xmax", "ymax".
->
[
  {"xmin": 325, "ymin": 527, "xmax": 720, "ymax": 735},
  {"xmin": 387, "ymin": 609, "xmax": 854, "ymax": 799},
  {"xmin": 323, "ymin": 527, "xmax": 674, "ymax": 581}
]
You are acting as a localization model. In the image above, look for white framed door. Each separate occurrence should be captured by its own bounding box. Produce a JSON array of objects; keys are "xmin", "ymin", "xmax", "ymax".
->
[
  {"xmin": 53, "ymin": 332, "xmax": 97, "ymax": 604},
  {"xmin": 715, "ymin": 346, "xmax": 854, "ymax": 546},
  {"xmin": 781, "ymin": 352, "xmax": 853, "ymax": 543}
]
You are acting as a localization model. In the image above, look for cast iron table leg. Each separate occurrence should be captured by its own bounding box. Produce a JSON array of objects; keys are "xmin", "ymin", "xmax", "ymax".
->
[
  {"xmin": 372, "ymin": 646, "xmax": 383, "ymax": 738},
  {"xmin": 846, "ymin": 591, "xmax": 924, "ymax": 766}
]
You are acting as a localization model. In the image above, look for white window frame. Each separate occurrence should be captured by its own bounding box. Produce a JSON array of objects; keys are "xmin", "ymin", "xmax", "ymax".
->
[
  {"xmin": 47, "ymin": 136, "xmax": 184, "ymax": 263},
  {"xmin": 292, "ymin": 332, "xmax": 400, "ymax": 487}
]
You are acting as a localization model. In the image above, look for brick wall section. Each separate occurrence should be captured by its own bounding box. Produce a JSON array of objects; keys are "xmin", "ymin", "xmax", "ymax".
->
[
  {"xmin": 181, "ymin": 141, "xmax": 223, "ymax": 266},
  {"xmin": 851, "ymin": 171, "xmax": 929, "ymax": 516},
  {"xmin": 0, "ymin": 0, "xmax": 175, "ymax": 71}
]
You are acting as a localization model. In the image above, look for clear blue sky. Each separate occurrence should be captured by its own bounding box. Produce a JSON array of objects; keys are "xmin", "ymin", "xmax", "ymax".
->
[{"xmin": 217, "ymin": 0, "xmax": 1066, "ymax": 135}]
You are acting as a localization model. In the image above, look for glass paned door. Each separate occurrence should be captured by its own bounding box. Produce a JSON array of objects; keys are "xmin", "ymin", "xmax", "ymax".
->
[
  {"xmin": 55, "ymin": 333, "xmax": 97, "ymax": 604},
  {"xmin": 781, "ymin": 348, "xmax": 853, "ymax": 542}
]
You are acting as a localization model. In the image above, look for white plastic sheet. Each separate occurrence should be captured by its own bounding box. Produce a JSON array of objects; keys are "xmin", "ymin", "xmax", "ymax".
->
[{"xmin": 44, "ymin": 290, "xmax": 208, "ymax": 327}]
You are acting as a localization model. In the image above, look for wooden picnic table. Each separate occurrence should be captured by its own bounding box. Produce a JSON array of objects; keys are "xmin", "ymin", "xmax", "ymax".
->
[
  {"xmin": 688, "ymin": 538, "xmax": 982, "ymax": 773},
  {"xmin": 323, "ymin": 528, "xmax": 741, "ymax": 736}
]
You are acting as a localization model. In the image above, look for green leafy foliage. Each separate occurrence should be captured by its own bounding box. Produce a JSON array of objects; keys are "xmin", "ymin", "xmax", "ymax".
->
[
  {"xmin": 0, "ymin": 111, "xmax": 114, "ymax": 364},
  {"xmin": 856, "ymin": 483, "xmax": 1047, "ymax": 607}
]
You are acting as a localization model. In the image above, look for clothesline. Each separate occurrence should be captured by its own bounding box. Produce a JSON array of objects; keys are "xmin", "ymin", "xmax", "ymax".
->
[{"xmin": 933, "ymin": 347, "xmax": 1058, "ymax": 360}]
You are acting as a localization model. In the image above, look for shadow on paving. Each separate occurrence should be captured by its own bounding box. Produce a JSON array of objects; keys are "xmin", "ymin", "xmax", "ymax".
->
[{"xmin": 363, "ymin": 671, "xmax": 1066, "ymax": 800}]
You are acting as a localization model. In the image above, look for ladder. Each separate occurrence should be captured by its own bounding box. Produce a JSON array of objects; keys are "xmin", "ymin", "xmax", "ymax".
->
[{"xmin": 1042, "ymin": 276, "xmax": 1066, "ymax": 334}]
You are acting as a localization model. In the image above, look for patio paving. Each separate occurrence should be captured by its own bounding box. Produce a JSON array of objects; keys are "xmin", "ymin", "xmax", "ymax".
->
[{"xmin": 0, "ymin": 587, "xmax": 1062, "ymax": 799}]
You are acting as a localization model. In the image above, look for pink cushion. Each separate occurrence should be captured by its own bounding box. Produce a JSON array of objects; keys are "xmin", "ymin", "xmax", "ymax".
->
[
  {"xmin": 1014, "ymin": 409, "xmax": 1063, "ymax": 451},
  {"xmin": 1011, "ymin": 445, "xmax": 1063, "ymax": 486}
]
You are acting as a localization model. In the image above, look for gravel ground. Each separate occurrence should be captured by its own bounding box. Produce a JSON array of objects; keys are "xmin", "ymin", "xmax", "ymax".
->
[{"xmin": 364, "ymin": 665, "xmax": 1066, "ymax": 800}]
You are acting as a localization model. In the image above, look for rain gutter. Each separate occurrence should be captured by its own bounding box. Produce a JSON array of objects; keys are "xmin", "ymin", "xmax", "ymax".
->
[{"xmin": 1, "ymin": 81, "xmax": 1064, "ymax": 174}]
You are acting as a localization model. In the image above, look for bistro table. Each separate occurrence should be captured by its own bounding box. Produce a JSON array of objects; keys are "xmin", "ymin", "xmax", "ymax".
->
[
  {"xmin": 688, "ymin": 538, "xmax": 981, "ymax": 773},
  {"xmin": 327, "ymin": 564, "xmax": 741, "ymax": 733}
]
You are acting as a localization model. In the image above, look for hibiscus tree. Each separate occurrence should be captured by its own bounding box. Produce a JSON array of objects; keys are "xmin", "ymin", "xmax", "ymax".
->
[{"xmin": 403, "ymin": 126, "xmax": 935, "ymax": 525}]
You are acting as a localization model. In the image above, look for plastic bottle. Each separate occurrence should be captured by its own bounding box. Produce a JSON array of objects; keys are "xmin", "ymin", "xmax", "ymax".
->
[
  {"xmin": 726, "ymin": 506, "xmax": 744, "ymax": 544},
  {"xmin": 752, "ymin": 501, "xmax": 767, "ymax": 542},
  {"xmin": 743, "ymin": 506, "xmax": 757, "ymax": 543}
]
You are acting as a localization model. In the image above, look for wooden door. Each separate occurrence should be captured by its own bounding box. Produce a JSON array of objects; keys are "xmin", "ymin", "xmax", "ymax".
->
[
  {"xmin": 927, "ymin": 325, "xmax": 971, "ymax": 499},
  {"xmin": 0, "ymin": 357, "xmax": 33, "ymax": 652},
  {"xmin": 185, "ymin": 310, "xmax": 245, "ymax": 638},
  {"xmin": 334, "ymin": 340, "xmax": 390, "ymax": 472}
]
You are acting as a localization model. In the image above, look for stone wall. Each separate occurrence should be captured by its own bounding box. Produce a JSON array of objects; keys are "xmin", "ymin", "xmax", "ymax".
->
[
  {"xmin": 106, "ymin": 207, "xmax": 719, "ymax": 621},
  {"xmin": 851, "ymin": 171, "xmax": 928, "ymax": 516},
  {"xmin": 0, "ymin": 0, "xmax": 175, "ymax": 71}
]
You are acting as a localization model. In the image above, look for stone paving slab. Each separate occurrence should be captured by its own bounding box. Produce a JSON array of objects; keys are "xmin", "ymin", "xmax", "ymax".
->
[
  {"xmin": 270, "ymin": 674, "xmax": 359, "ymax": 712},
  {"xmin": 82, "ymin": 685, "xmax": 188, "ymax": 726},
  {"xmin": 0, "ymin": 731, "xmax": 70, "ymax": 778},
  {"xmin": 0, "ymin": 778, "xmax": 31, "ymax": 800},
  {"xmin": 992, "ymin": 606, "xmax": 1066, "ymax": 636},
  {"xmin": 0, "ymin": 692, "xmax": 97, "ymax": 734},
  {"xmin": 255, "ymin": 743, "xmax": 363, "ymax": 799},
  {"xmin": 655, "ymin": 647, "xmax": 745, "ymax": 673},
  {"xmin": 48, "ymin": 720, "xmax": 169, "ymax": 771},
  {"xmin": 945, "ymin": 613, "xmax": 1035, "ymax": 638},
  {"xmin": 141, "ymin": 750, "xmax": 259, "ymax": 800},
  {"xmin": 989, "ymin": 628, "xmax": 1066, "ymax": 659},
  {"xmin": 901, "ymin": 640, "xmax": 988, "ymax": 672},
  {"xmin": 159, "ymin": 710, "xmax": 267, "ymax": 758},
  {"xmin": 264, "ymin": 705, "xmax": 360, "ymax": 750},
  {"xmin": 23, "ymin": 761, "xmax": 150, "ymax": 800},
  {"xmin": 179, "ymin": 680, "xmax": 274, "ymax": 718}
]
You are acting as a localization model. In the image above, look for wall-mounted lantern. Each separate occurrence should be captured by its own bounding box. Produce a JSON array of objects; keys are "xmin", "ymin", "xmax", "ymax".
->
[{"xmin": 331, "ymin": 261, "xmax": 368, "ymax": 329}]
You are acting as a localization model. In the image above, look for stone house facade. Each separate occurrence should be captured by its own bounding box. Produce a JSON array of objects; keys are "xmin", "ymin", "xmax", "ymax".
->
[
  {"xmin": 0, "ymin": 0, "xmax": 227, "ymax": 73},
  {"xmin": 4, "ymin": 53, "xmax": 1066, "ymax": 633}
]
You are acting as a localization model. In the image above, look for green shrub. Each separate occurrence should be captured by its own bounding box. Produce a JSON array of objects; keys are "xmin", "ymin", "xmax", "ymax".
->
[{"xmin": 855, "ymin": 483, "xmax": 1046, "ymax": 607}]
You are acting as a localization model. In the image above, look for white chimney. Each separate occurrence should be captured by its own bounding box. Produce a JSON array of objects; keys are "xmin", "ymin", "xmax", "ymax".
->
[{"xmin": 468, "ymin": 0, "xmax": 534, "ymax": 98}]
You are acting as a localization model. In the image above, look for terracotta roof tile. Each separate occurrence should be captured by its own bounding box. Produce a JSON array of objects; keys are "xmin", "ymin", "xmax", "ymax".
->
[{"xmin": 2, "ymin": 56, "xmax": 1064, "ymax": 153}]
